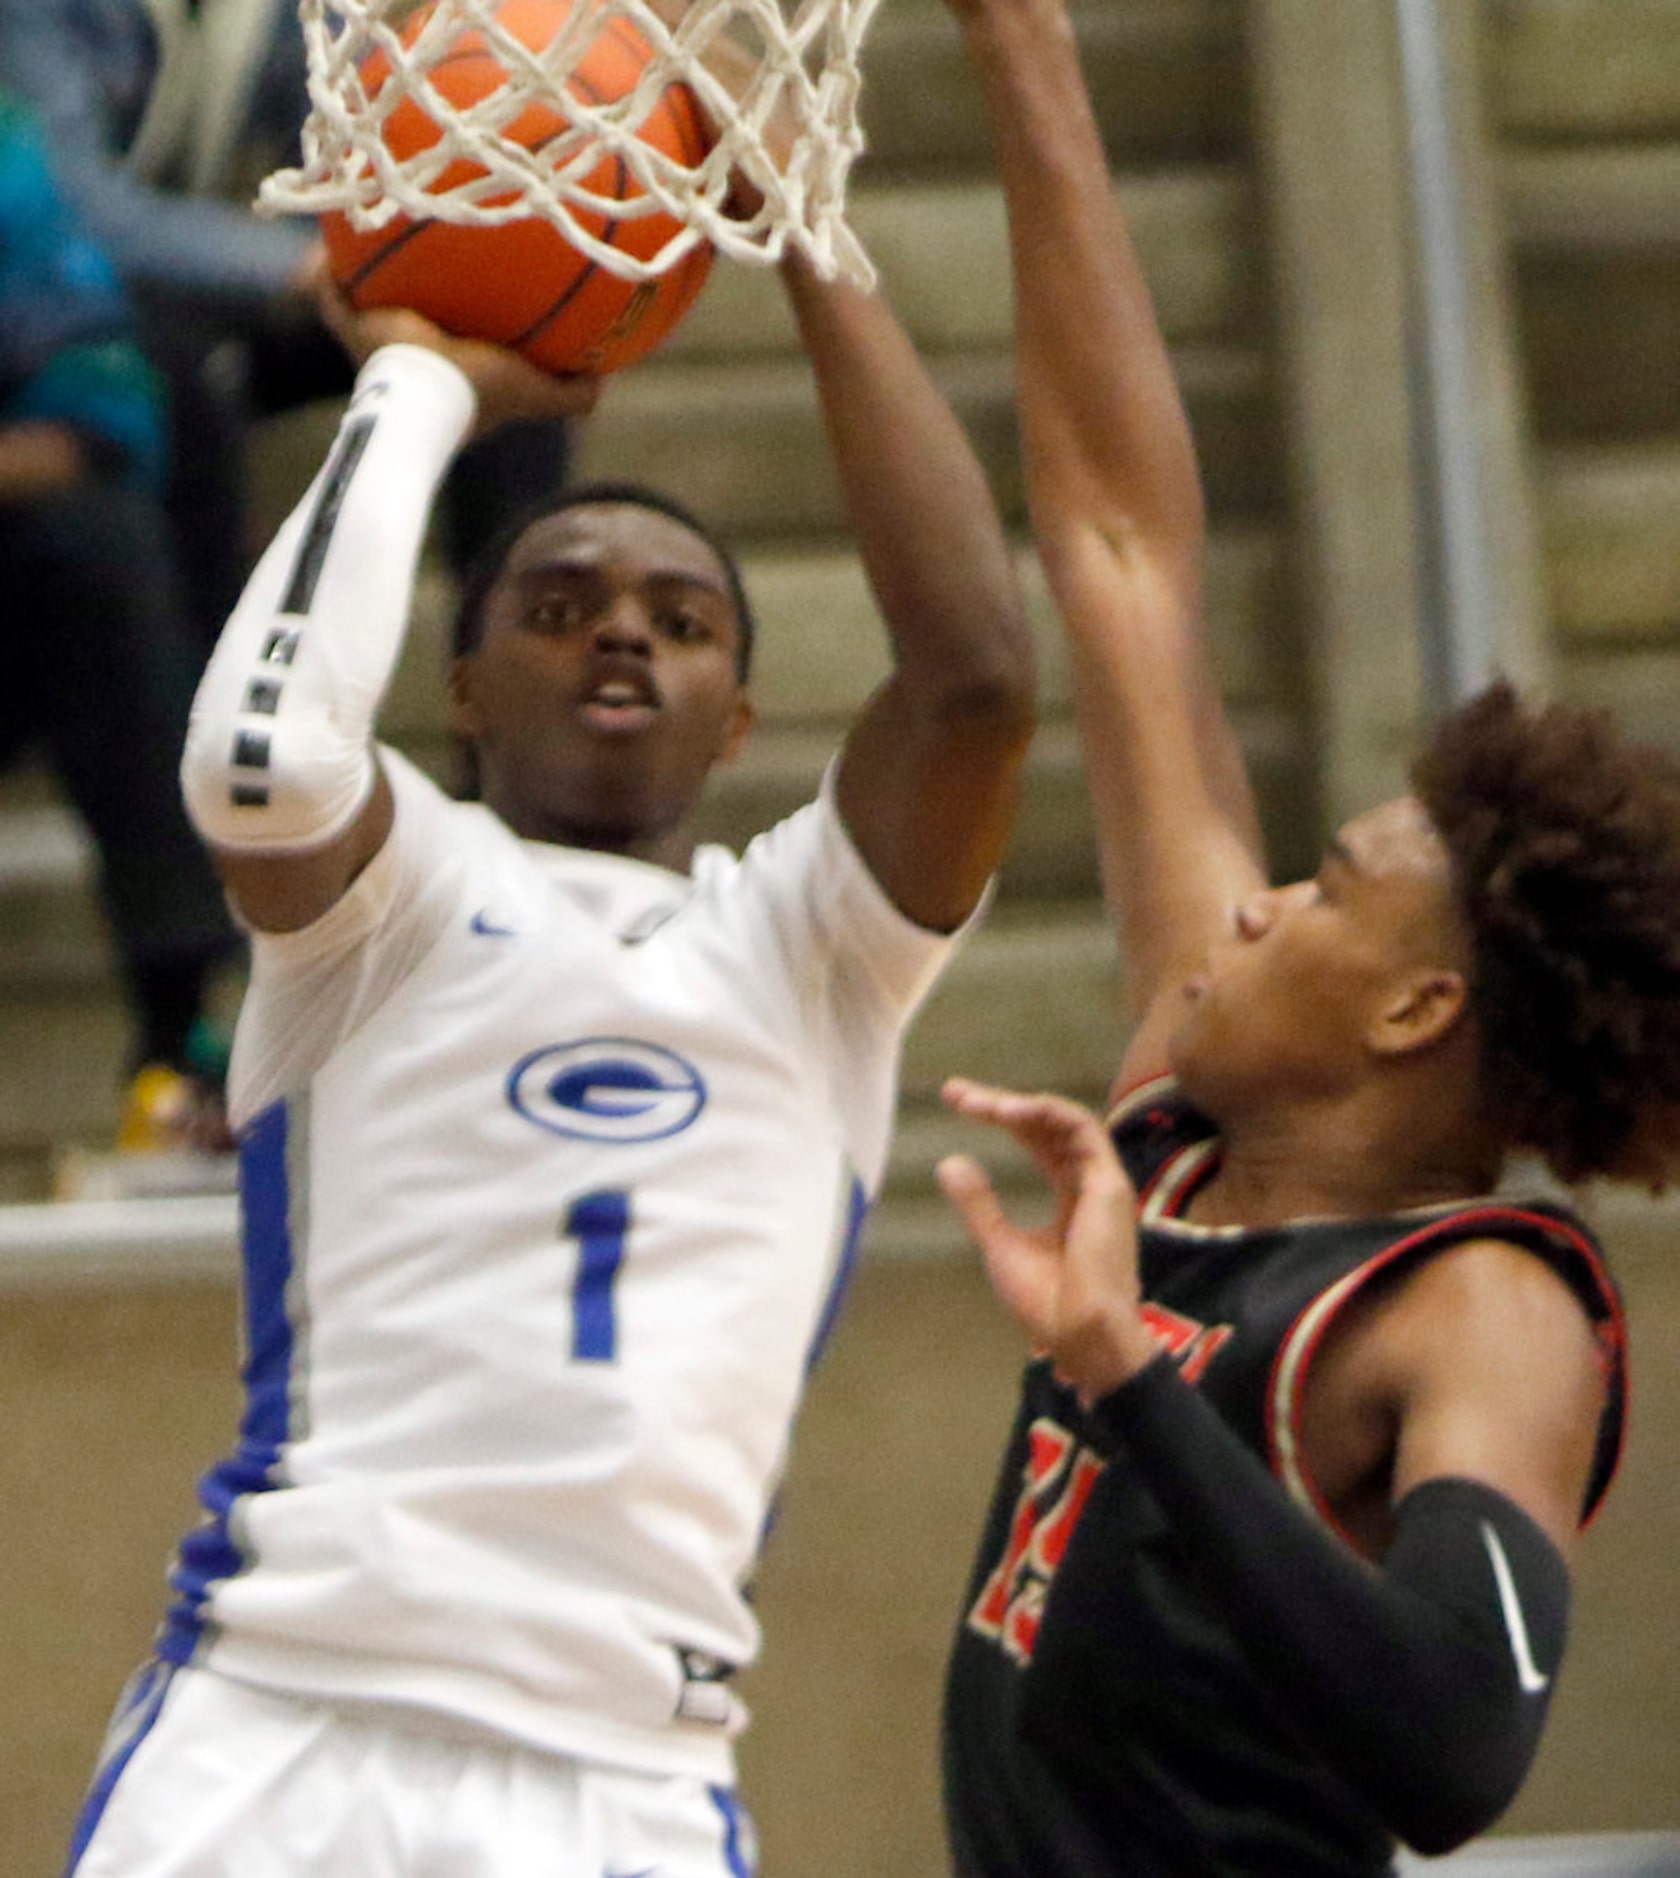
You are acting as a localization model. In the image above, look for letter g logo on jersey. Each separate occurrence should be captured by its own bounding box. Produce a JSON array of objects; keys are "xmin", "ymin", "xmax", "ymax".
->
[{"xmin": 507, "ymin": 1039, "xmax": 707, "ymax": 1143}]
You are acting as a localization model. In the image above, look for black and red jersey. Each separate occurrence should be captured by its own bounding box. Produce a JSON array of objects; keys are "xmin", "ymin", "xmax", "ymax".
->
[{"xmin": 943, "ymin": 1077, "xmax": 1628, "ymax": 1878}]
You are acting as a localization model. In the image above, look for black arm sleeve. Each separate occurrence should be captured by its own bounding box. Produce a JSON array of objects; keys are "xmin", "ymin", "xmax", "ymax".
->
[{"xmin": 1084, "ymin": 1356, "xmax": 1571, "ymax": 1855}]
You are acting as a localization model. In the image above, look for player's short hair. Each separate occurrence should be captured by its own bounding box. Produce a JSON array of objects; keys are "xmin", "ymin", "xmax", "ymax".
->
[
  {"xmin": 1413, "ymin": 681, "xmax": 1680, "ymax": 1188},
  {"xmin": 450, "ymin": 480, "xmax": 758, "ymax": 680}
]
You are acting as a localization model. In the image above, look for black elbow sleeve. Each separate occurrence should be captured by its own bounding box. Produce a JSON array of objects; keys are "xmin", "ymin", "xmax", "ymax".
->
[
  {"xmin": 1088, "ymin": 1362, "xmax": 1573, "ymax": 1855},
  {"xmin": 1373, "ymin": 1477, "xmax": 1571, "ymax": 1853}
]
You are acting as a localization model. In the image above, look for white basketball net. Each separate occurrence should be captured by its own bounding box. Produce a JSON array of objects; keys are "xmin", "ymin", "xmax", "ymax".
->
[{"xmin": 259, "ymin": 0, "xmax": 882, "ymax": 287}]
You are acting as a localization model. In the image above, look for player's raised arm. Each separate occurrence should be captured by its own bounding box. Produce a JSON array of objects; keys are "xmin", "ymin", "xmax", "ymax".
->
[
  {"xmin": 180, "ymin": 305, "xmax": 597, "ymax": 933},
  {"xmin": 781, "ymin": 257, "xmax": 1037, "ymax": 933},
  {"xmin": 955, "ymin": 0, "xmax": 1265, "ymax": 1069}
]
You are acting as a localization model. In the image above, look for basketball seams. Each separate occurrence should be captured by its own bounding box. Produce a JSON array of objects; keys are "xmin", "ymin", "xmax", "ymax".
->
[
  {"xmin": 508, "ymin": 145, "xmax": 622, "ymax": 354},
  {"xmin": 508, "ymin": 64, "xmax": 616, "ymax": 357},
  {"xmin": 342, "ymin": 220, "xmax": 432, "ymax": 297},
  {"xmin": 665, "ymin": 72, "xmax": 712, "ymax": 172},
  {"xmin": 335, "ymin": 43, "xmax": 533, "ymax": 302},
  {"xmin": 324, "ymin": 0, "xmax": 714, "ymax": 373},
  {"xmin": 341, "ymin": 40, "xmax": 605, "ymax": 334},
  {"xmin": 602, "ymin": 12, "xmax": 711, "ymax": 174}
]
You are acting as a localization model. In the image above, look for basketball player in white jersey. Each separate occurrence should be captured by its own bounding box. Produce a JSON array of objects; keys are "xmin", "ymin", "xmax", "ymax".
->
[{"xmin": 64, "ymin": 252, "xmax": 1036, "ymax": 1877}]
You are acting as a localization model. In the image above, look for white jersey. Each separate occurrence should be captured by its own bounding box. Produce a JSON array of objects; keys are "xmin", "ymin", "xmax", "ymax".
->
[{"xmin": 157, "ymin": 743, "xmax": 966, "ymax": 1782}]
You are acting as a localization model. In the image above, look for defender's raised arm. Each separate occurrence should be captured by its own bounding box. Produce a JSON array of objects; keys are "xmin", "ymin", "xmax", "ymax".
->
[{"xmin": 957, "ymin": 0, "xmax": 1263, "ymax": 1073}]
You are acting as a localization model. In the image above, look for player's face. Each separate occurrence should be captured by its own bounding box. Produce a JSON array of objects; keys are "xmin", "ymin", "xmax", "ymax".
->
[
  {"xmin": 1168, "ymin": 796, "xmax": 1466, "ymax": 1116},
  {"xmin": 450, "ymin": 502, "xmax": 754, "ymax": 853}
]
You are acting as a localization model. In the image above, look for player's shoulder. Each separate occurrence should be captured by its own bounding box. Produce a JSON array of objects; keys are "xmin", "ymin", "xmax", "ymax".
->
[
  {"xmin": 1372, "ymin": 1227, "xmax": 1610, "ymax": 1366},
  {"xmin": 1300, "ymin": 1196, "xmax": 1627, "ymax": 1528},
  {"xmin": 1305, "ymin": 1189, "xmax": 1620, "ymax": 1360},
  {"xmin": 728, "ymin": 773, "xmax": 945, "ymax": 947},
  {"xmin": 1389, "ymin": 1193, "xmax": 1617, "ymax": 1321}
]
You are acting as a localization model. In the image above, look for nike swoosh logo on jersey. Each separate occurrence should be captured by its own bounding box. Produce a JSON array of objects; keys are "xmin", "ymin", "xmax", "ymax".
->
[
  {"xmin": 618, "ymin": 906, "xmax": 677, "ymax": 947},
  {"xmin": 470, "ymin": 908, "xmax": 518, "ymax": 938},
  {"xmin": 1480, "ymin": 1520, "xmax": 1550, "ymax": 1695}
]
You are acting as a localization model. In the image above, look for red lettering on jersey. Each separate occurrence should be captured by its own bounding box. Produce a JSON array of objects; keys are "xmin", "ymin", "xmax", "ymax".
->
[
  {"xmin": 1179, "ymin": 1324, "xmax": 1233, "ymax": 1385},
  {"xmin": 1033, "ymin": 1449, "xmax": 1102, "ymax": 1573},
  {"xmin": 970, "ymin": 1319, "xmax": 1233, "ymax": 1665},
  {"xmin": 970, "ymin": 1422, "xmax": 1076, "ymax": 1638},
  {"xmin": 1139, "ymin": 1302, "xmax": 1234, "ymax": 1385},
  {"xmin": 1002, "ymin": 1575, "xmax": 1046, "ymax": 1662},
  {"xmin": 969, "ymin": 1421, "xmax": 1103, "ymax": 1665}
]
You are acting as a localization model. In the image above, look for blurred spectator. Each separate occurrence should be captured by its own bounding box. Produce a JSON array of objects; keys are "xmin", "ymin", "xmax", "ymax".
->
[
  {"xmin": 0, "ymin": 0, "xmax": 575, "ymax": 648},
  {"xmin": 0, "ymin": 0, "xmax": 319, "ymax": 655},
  {"xmin": 0, "ymin": 0, "xmax": 314, "ymax": 309},
  {"xmin": 0, "ymin": 88, "xmax": 238, "ymax": 1172}
]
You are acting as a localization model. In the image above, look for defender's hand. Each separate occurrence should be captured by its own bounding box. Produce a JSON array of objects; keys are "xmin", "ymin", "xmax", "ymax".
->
[{"xmin": 937, "ymin": 1077, "xmax": 1155, "ymax": 1400}]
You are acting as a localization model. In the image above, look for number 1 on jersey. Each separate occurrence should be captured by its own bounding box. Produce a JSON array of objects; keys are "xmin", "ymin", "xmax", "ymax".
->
[{"xmin": 564, "ymin": 1189, "xmax": 630, "ymax": 1361}]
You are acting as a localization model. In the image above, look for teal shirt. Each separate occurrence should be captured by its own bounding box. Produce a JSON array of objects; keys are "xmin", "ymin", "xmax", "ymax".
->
[{"xmin": 0, "ymin": 89, "xmax": 165, "ymax": 489}]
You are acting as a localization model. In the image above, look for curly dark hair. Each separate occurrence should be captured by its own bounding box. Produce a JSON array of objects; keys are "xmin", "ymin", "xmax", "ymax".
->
[{"xmin": 1412, "ymin": 681, "xmax": 1680, "ymax": 1189}]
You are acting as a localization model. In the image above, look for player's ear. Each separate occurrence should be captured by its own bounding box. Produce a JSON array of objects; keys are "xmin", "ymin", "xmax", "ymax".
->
[
  {"xmin": 447, "ymin": 655, "xmax": 486, "ymax": 742},
  {"xmin": 1368, "ymin": 967, "xmax": 1469, "ymax": 1058},
  {"xmin": 714, "ymin": 690, "xmax": 755, "ymax": 768}
]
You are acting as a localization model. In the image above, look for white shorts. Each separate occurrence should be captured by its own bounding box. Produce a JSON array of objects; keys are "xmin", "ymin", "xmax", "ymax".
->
[{"xmin": 67, "ymin": 1662, "xmax": 758, "ymax": 1878}]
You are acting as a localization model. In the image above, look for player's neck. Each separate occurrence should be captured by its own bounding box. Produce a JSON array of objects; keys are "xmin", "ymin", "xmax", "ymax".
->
[
  {"xmin": 546, "ymin": 822, "xmax": 699, "ymax": 874},
  {"xmin": 488, "ymin": 788, "xmax": 700, "ymax": 873},
  {"xmin": 1188, "ymin": 1090, "xmax": 1505, "ymax": 1230}
]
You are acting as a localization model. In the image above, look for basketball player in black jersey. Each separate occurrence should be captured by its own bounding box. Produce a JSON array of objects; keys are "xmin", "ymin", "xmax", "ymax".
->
[{"xmin": 932, "ymin": 0, "xmax": 1680, "ymax": 1872}]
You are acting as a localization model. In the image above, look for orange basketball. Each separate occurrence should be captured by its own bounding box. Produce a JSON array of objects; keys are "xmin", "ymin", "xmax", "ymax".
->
[{"xmin": 320, "ymin": 0, "xmax": 715, "ymax": 375}]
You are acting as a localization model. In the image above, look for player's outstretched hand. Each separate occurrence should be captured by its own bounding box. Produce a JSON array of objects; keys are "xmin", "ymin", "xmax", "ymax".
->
[
  {"xmin": 938, "ymin": 1077, "xmax": 1155, "ymax": 1401},
  {"xmin": 314, "ymin": 276, "xmax": 602, "ymax": 434}
]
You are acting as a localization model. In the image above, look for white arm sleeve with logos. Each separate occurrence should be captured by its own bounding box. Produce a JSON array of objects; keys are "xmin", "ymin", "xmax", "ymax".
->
[{"xmin": 181, "ymin": 345, "xmax": 476, "ymax": 853}]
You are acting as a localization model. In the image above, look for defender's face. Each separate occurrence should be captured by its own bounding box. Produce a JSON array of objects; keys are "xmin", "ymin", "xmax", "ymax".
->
[
  {"xmin": 450, "ymin": 502, "xmax": 753, "ymax": 850},
  {"xmin": 1169, "ymin": 797, "xmax": 1464, "ymax": 1114}
]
